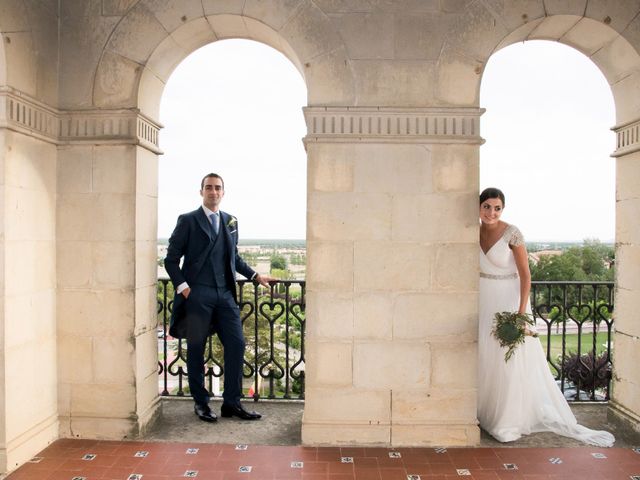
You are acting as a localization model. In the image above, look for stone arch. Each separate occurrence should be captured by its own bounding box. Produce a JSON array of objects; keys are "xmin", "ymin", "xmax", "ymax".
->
[
  {"xmin": 436, "ymin": 2, "xmax": 640, "ymax": 124},
  {"xmin": 439, "ymin": 2, "xmax": 640, "ymax": 439},
  {"xmin": 90, "ymin": 0, "xmax": 356, "ymax": 119}
]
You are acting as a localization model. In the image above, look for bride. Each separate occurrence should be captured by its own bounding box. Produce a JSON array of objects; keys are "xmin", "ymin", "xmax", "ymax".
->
[{"xmin": 477, "ymin": 187, "xmax": 615, "ymax": 447}]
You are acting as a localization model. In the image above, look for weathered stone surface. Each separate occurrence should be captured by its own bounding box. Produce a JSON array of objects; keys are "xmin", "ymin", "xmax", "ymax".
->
[
  {"xmin": 586, "ymin": 0, "xmax": 640, "ymax": 36},
  {"xmin": 304, "ymin": 46, "xmax": 356, "ymax": 105},
  {"xmin": 306, "ymin": 241, "xmax": 354, "ymax": 291},
  {"xmin": 308, "ymin": 191, "xmax": 392, "ymax": 241},
  {"xmin": 392, "ymin": 388, "xmax": 477, "ymax": 424},
  {"xmin": 394, "ymin": 13, "xmax": 453, "ymax": 61},
  {"xmin": 444, "ymin": 1, "xmax": 508, "ymax": 61},
  {"xmin": 431, "ymin": 144, "xmax": 479, "ymax": 192},
  {"xmin": 431, "ymin": 342, "xmax": 477, "ymax": 388},
  {"xmin": 354, "ymin": 293, "xmax": 393, "ymax": 340},
  {"xmin": 611, "ymin": 71, "xmax": 640, "ymax": 125},
  {"xmin": 307, "ymin": 341, "xmax": 353, "ymax": 385},
  {"xmin": 351, "ymin": 59, "xmax": 436, "ymax": 106},
  {"xmin": 616, "ymin": 197, "xmax": 640, "ymax": 245},
  {"xmin": 435, "ymin": 47, "xmax": 482, "ymax": 106},
  {"xmin": 616, "ymin": 244, "xmax": 640, "ymax": 294},
  {"xmin": 328, "ymin": 13, "xmax": 394, "ymax": 59},
  {"xmin": 106, "ymin": 3, "xmax": 168, "ymax": 64},
  {"xmin": 306, "ymin": 291, "xmax": 354, "ymax": 339},
  {"xmin": 481, "ymin": 0, "xmax": 545, "ymax": 32},
  {"xmin": 353, "ymin": 341, "xmax": 431, "ymax": 388},
  {"xmin": 562, "ymin": 17, "xmax": 619, "ymax": 56},
  {"xmin": 543, "ymin": 0, "xmax": 587, "ymax": 16},
  {"xmin": 611, "ymin": 287, "xmax": 640, "ymax": 339},
  {"xmin": 304, "ymin": 386, "xmax": 391, "ymax": 423},
  {"xmin": 244, "ymin": 0, "xmax": 309, "ymax": 31},
  {"xmin": 93, "ymin": 50, "xmax": 142, "ymax": 107},
  {"xmin": 393, "ymin": 292, "xmax": 478, "ymax": 341},
  {"xmin": 391, "ymin": 423, "xmax": 480, "ymax": 446},
  {"xmin": 616, "ymin": 151, "xmax": 640, "ymax": 201},
  {"xmin": 201, "ymin": 0, "xmax": 244, "ymax": 15},
  {"xmin": 354, "ymin": 241, "xmax": 432, "ymax": 292},
  {"xmin": 279, "ymin": 2, "xmax": 342, "ymax": 63},
  {"xmin": 306, "ymin": 144, "xmax": 354, "ymax": 192},
  {"xmin": 528, "ymin": 14, "xmax": 581, "ymax": 41},
  {"xmin": 141, "ymin": 0, "xmax": 205, "ymax": 34},
  {"xmin": 612, "ymin": 333, "xmax": 640, "ymax": 415},
  {"xmin": 352, "ymin": 144, "xmax": 433, "ymax": 194},
  {"xmin": 433, "ymin": 243, "xmax": 478, "ymax": 291}
]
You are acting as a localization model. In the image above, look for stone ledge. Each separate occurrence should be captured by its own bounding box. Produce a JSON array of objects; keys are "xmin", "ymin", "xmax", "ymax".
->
[
  {"xmin": 0, "ymin": 87, "xmax": 162, "ymax": 154},
  {"xmin": 612, "ymin": 117, "xmax": 640, "ymax": 157},
  {"xmin": 304, "ymin": 106, "xmax": 485, "ymax": 145}
]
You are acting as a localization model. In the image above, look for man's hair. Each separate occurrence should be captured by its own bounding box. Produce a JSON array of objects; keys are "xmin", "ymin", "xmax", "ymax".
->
[
  {"xmin": 479, "ymin": 187, "xmax": 505, "ymax": 207},
  {"xmin": 200, "ymin": 173, "xmax": 224, "ymax": 190}
]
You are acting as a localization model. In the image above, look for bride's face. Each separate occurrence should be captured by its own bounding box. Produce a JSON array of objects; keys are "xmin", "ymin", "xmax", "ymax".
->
[{"xmin": 480, "ymin": 198, "xmax": 503, "ymax": 225}]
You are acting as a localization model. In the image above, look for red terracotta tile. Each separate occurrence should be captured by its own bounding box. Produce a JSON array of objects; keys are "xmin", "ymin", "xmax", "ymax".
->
[
  {"xmin": 429, "ymin": 463, "xmax": 458, "ymax": 475},
  {"xmin": 340, "ymin": 448, "xmax": 367, "ymax": 458},
  {"xmin": 326, "ymin": 474, "xmax": 354, "ymax": 480},
  {"xmin": 302, "ymin": 474, "xmax": 329, "ymax": 480},
  {"xmin": 302, "ymin": 462, "xmax": 329, "ymax": 474},
  {"xmin": 377, "ymin": 468, "xmax": 407, "ymax": 480},
  {"xmin": 327, "ymin": 462, "xmax": 355, "ymax": 474},
  {"xmin": 471, "ymin": 472, "xmax": 501, "ymax": 479},
  {"xmin": 402, "ymin": 462, "xmax": 432, "ymax": 475},
  {"xmin": 353, "ymin": 467, "xmax": 381, "ymax": 480},
  {"xmin": 353, "ymin": 458, "xmax": 378, "ymax": 468}
]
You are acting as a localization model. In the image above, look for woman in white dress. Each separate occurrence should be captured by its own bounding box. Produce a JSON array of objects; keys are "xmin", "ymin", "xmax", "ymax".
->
[{"xmin": 477, "ymin": 187, "xmax": 614, "ymax": 447}]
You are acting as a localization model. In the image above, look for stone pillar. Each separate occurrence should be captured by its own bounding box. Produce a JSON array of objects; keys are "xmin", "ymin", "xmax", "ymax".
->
[
  {"xmin": 0, "ymin": 89, "xmax": 59, "ymax": 470},
  {"xmin": 302, "ymin": 107, "xmax": 482, "ymax": 446},
  {"xmin": 608, "ymin": 118, "xmax": 640, "ymax": 439},
  {"xmin": 56, "ymin": 110, "xmax": 162, "ymax": 438}
]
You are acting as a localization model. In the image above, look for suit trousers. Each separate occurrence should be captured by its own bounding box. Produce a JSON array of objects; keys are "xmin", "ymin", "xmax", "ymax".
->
[{"xmin": 184, "ymin": 284, "xmax": 245, "ymax": 407}]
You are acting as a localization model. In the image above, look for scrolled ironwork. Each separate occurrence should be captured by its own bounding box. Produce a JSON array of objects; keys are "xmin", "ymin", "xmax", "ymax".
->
[
  {"xmin": 157, "ymin": 277, "xmax": 305, "ymax": 401},
  {"xmin": 531, "ymin": 281, "xmax": 614, "ymax": 402}
]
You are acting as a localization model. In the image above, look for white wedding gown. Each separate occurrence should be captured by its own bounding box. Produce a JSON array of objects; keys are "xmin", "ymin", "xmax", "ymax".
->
[{"xmin": 477, "ymin": 224, "xmax": 615, "ymax": 447}]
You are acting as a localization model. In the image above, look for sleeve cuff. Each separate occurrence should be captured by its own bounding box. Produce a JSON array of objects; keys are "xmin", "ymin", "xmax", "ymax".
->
[{"xmin": 176, "ymin": 282, "xmax": 189, "ymax": 294}]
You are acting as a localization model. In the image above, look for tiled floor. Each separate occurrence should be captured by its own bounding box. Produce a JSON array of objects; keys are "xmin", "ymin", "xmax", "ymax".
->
[{"xmin": 6, "ymin": 439, "xmax": 640, "ymax": 480}]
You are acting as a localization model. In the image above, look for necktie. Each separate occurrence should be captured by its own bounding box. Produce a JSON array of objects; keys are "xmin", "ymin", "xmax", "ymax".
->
[{"xmin": 210, "ymin": 213, "xmax": 219, "ymax": 235}]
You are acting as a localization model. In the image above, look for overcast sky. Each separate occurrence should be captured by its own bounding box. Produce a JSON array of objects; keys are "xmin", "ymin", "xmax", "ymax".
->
[{"xmin": 158, "ymin": 39, "xmax": 616, "ymax": 242}]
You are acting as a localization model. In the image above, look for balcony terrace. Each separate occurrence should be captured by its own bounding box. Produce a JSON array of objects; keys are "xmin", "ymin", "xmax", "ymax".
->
[{"xmin": 5, "ymin": 281, "xmax": 639, "ymax": 479}]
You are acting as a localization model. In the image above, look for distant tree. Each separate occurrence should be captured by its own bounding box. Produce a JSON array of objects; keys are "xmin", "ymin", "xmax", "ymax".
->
[
  {"xmin": 270, "ymin": 254, "xmax": 287, "ymax": 272},
  {"xmin": 530, "ymin": 240, "xmax": 614, "ymax": 282}
]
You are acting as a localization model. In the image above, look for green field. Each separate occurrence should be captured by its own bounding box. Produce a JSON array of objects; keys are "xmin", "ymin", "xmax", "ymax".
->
[{"xmin": 538, "ymin": 332, "xmax": 611, "ymax": 365}]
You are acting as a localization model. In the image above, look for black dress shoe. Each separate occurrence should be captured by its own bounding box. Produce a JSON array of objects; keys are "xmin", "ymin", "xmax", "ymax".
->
[
  {"xmin": 220, "ymin": 403, "xmax": 262, "ymax": 420},
  {"xmin": 194, "ymin": 403, "xmax": 217, "ymax": 422}
]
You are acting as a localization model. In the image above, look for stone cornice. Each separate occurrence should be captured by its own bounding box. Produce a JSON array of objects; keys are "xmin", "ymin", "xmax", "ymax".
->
[
  {"xmin": 0, "ymin": 87, "xmax": 162, "ymax": 153},
  {"xmin": 612, "ymin": 117, "xmax": 640, "ymax": 157},
  {"xmin": 303, "ymin": 106, "xmax": 486, "ymax": 145}
]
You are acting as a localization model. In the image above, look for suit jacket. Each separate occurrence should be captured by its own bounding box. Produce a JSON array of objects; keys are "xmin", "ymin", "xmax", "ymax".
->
[{"xmin": 164, "ymin": 207, "xmax": 256, "ymax": 338}]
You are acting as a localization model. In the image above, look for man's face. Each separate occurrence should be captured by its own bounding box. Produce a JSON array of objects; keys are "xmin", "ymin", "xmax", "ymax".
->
[{"xmin": 200, "ymin": 176, "xmax": 224, "ymax": 211}]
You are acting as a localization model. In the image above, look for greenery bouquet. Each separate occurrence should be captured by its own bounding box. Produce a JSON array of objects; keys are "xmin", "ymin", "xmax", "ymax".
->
[{"xmin": 492, "ymin": 311, "xmax": 538, "ymax": 362}]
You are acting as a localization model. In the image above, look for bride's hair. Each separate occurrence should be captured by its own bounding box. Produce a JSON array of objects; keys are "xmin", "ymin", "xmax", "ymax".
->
[{"xmin": 479, "ymin": 187, "xmax": 505, "ymax": 206}]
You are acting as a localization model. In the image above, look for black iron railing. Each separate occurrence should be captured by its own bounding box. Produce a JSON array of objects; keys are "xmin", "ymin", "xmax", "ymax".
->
[
  {"xmin": 531, "ymin": 281, "xmax": 614, "ymax": 402},
  {"xmin": 157, "ymin": 278, "xmax": 614, "ymax": 403},
  {"xmin": 157, "ymin": 278, "xmax": 305, "ymax": 401}
]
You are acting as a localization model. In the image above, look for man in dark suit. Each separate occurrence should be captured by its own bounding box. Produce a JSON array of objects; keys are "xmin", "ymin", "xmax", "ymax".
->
[{"xmin": 165, "ymin": 173, "xmax": 273, "ymax": 422}]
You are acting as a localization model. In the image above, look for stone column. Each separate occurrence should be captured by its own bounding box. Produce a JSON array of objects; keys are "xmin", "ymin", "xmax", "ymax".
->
[
  {"xmin": 0, "ymin": 89, "xmax": 58, "ymax": 470},
  {"xmin": 302, "ymin": 107, "xmax": 482, "ymax": 446},
  {"xmin": 608, "ymin": 118, "xmax": 640, "ymax": 438},
  {"xmin": 56, "ymin": 109, "xmax": 162, "ymax": 438}
]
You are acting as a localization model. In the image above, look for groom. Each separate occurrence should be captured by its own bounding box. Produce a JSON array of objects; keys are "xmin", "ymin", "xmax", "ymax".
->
[{"xmin": 165, "ymin": 173, "xmax": 273, "ymax": 422}]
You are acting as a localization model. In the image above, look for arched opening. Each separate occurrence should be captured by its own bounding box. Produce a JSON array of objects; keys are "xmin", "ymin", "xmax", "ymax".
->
[
  {"xmin": 478, "ymin": 39, "xmax": 618, "ymax": 436},
  {"xmin": 156, "ymin": 39, "xmax": 308, "ymax": 412},
  {"xmin": 481, "ymin": 40, "xmax": 615, "ymax": 242}
]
